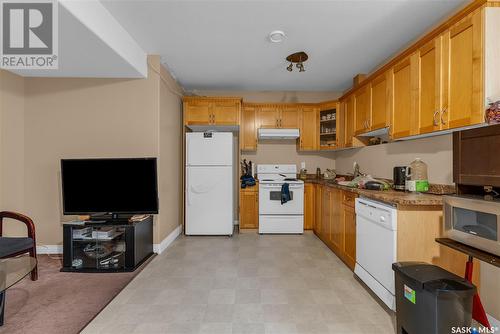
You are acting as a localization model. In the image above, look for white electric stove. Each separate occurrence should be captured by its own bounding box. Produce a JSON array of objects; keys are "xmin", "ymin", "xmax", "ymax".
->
[{"xmin": 257, "ymin": 164, "xmax": 304, "ymax": 234}]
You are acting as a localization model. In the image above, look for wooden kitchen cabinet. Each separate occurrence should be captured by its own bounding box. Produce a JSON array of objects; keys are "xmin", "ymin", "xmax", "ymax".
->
[
  {"xmin": 321, "ymin": 187, "xmax": 332, "ymax": 243},
  {"xmin": 212, "ymin": 100, "xmax": 240, "ymax": 125},
  {"xmin": 415, "ymin": 38, "xmax": 442, "ymax": 135},
  {"xmin": 314, "ymin": 183, "xmax": 323, "ymax": 236},
  {"xmin": 328, "ymin": 188, "xmax": 344, "ymax": 255},
  {"xmin": 354, "ymin": 85, "xmax": 371, "ymax": 135},
  {"xmin": 299, "ymin": 105, "xmax": 319, "ymax": 151},
  {"xmin": 344, "ymin": 95, "xmax": 355, "ymax": 147},
  {"xmin": 240, "ymin": 104, "xmax": 257, "ymax": 151},
  {"xmin": 370, "ymin": 71, "xmax": 391, "ymax": 131},
  {"xmin": 442, "ymin": 10, "xmax": 484, "ymax": 130},
  {"xmin": 239, "ymin": 187, "xmax": 258, "ymax": 229},
  {"xmin": 257, "ymin": 106, "xmax": 279, "ymax": 128},
  {"xmin": 256, "ymin": 104, "xmax": 299, "ymax": 129},
  {"xmin": 280, "ymin": 106, "xmax": 299, "ymax": 128},
  {"xmin": 183, "ymin": 99, "xmax": 212, "ymax": 125},
  {"xmin": 183, "ymin": 97, "xmax": 241, "ymax": 126},
  {"xmin": 342, "ymin": 192, "xmax": 357, "ymax": 270},
  {"xmin": 304, "ymin": 183, "xmax": 315, "ymax": 230},
  {"xmin": 392, "ymin": 57, "xmax": 414, "ymax": 139}
]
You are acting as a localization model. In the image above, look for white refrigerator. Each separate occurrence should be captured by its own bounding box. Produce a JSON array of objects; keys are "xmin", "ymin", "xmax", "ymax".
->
[{"xmin": 185, "ymin": 132, "xmax": 233, "ymax": 235}]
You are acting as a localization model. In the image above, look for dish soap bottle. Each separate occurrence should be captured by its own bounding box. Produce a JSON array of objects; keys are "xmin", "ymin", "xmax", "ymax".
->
[{"xmin": 405, "ymin": 158, "xmax": 429, "ymax": 192}]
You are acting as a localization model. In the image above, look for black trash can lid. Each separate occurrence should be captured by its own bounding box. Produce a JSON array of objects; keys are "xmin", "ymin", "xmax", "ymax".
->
[{"xmin": 392, "ymin": 262, "xmax": 475, "ymax": 293}]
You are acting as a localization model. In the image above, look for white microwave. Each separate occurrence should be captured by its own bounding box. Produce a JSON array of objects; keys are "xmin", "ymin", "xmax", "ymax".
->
[{"xmin": 443, "ymin": 195, "xmax": 500, "ymax": 256}]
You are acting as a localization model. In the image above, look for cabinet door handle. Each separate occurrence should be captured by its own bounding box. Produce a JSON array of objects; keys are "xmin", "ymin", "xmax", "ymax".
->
[
  {"xmin": 433, "ymin": 110, "xmax": 440, "ymax": 126},
  {"xmin": 441, "ymin": 108, "xmax": 448, "ymax": 125},
  {"xmin": 276, "ymin": 119, "xmax": 279, "ymax": 128}
]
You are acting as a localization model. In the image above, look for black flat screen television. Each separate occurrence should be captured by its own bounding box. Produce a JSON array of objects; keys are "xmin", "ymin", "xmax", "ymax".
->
[{"xmin": 61, "ymin": 158, "xmax": 159, "ymax": 215}]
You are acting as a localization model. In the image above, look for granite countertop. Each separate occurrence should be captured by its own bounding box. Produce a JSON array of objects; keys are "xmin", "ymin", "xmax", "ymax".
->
[{"xmin": 304, "ymin": 178, "xmax": 446, "ymax": 208}]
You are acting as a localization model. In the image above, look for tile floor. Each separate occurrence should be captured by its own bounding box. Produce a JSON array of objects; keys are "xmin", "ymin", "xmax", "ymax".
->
[{"xmin": 82, "ymin": 232, "xmax": 395, "ymax": 334}]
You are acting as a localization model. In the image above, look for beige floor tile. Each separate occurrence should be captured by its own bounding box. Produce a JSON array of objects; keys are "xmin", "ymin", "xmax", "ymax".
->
[
  {"xmin": 83, "ymin": 233, "xmax": 396, "ymax": 333},
  {"xmin": 208, "ymin": 289, "xmax": 236, "ymax": 304},
  {"xmin": 261, "ymin": 289, "xmax": 289, "ymax": 304},
  {"xmin": 236, "ymin": 289, "xmax": 261, "ymax": 304},
  {"xmin": 264, "ymin": 322, "xmax": 298, "ymax": 334},
  {"xmin": 232, "ymin": 323, "xmax": 266, "ymax": 334},
  {"xmin": 199, "ymin": 322, "xmax": 232, "ymax": 334},
  {"xmin": 203, "ymin": 304, "xmax": 234, "ymax": 322}
]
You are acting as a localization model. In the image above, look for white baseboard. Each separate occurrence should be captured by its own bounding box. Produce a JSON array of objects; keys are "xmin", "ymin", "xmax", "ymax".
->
[
  {"xmin": 37, "ymin": 245, "xmax": 63, "ymax": 254},
  {"xmin": 153, "ymin": 224, "xmax": 182, "ymax": 254},
  {"xmin": 36, "ymin": 225, "xmax": 182, "ymax": 256}
]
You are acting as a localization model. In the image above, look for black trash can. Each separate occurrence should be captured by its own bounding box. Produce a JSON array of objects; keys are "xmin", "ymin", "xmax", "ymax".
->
[{"xmin": 392, "ymin": 262, "xmax": 476, "ymax": 334}]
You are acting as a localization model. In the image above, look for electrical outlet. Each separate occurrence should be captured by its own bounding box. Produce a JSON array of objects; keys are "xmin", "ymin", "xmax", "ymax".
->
[{"xmin": 301, "ymin": 162, "xmax": 306, "ymax": 169}]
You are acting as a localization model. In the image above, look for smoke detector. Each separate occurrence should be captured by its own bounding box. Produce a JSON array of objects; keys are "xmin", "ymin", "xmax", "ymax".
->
[{"xmin": 268, "ymin": 30, "xmax": 286, "ymax": 43}]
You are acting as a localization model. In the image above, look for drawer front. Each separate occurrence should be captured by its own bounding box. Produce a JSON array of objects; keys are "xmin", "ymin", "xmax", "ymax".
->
[{"xmin": 343, "ymin": 192, "xmax": 357, "ymax": 207}]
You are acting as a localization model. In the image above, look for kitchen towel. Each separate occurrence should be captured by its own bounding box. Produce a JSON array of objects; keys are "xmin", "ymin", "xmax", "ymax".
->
[{"xmin": 281, "ymin": 183, "xmax": 291, "ymax": 204}]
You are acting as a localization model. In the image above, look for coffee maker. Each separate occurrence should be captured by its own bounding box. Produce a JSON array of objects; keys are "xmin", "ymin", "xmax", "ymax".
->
[{"xmin": 393, "ymin": 166, "xmax": 407, "ymax": 191}]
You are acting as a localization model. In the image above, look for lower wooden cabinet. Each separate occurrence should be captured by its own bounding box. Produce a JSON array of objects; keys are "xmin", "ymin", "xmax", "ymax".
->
[
  {"xmin": 314, "ymin": 184, "xmax": 323, "ymax": 235},
  {"xmin": 312, "ymin": 184, "xmax": 358, "ymax": 271},
  {"xmin": 239, "ymin": 187, "xmax": 258, "ymax": 229},
  {"xmin": 304, "ymin": 183, "xmax": 315, "ymax": 230},
  {"xmin": 343, "ymin": 204, "xmax": 357, "ymax": 270},
  {"xmin": 329, "ymin": 189, "xmax": 344, "ymax": 255}
]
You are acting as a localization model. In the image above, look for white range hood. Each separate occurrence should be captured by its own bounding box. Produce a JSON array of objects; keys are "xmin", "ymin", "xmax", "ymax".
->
[{"xmin": 258, "ymin": 128, "xmax": 300, "ymax": 140}]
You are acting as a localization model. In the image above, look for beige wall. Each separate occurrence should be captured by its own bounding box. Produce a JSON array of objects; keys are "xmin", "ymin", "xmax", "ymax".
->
[
  {"xmin": 158, "ymin": 65, "xmax": 183, "ymax": 241},
  {"xmin": 0, "ymin": 70, "xmax": 26, "ymax": 236},
  {"xmin": 334, "ymin": 134, "xmax": 454, "ymax": 184},
  {"xmin": 21, "ymin": 56, "xmax": 182, "ymax": 246},
  {"xmin": 200, "ymin": 90, "xmax": 340, "ymax": 173},
  {"xmin": 242, "ymin": 141, "xmax": 335, "ymax": 172}
]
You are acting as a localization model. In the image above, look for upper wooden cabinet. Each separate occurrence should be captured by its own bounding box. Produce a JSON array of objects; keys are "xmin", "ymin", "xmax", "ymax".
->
[
  {"xmin": 392, "ymin": 57, "xmax": 414, "ymax": 139},
  {"xmin": 183, "ymin": 99, "xmax": 211, "ymax": 125},
  {"xmin": 257, "ymin": 106, "xmax": 280, "ymax": 128},
  {"xmin": 415, "ymin": 39, "xmax": 442, "ymax": 135},
  {"xmin": 256, "ymin": 104, "xmax": 299, "ymax": 129},
  {"xmin": 240, "ymin": 104, "xmax": 257, "ymax": 151},
  {"xmin": 344, "ymin": 96, "xmax": 356, "ymax": 147},
  {"xmin": 370, "ymin": 71, "xmax": 391, "ymax": 131},
  {"xmin": 183, "ymin": 97, "xmax": 241, "ymax": 126},
  {"xmin": 299, "ymin": 105, "xmax": 319, "ymax": 151},
  {"xmin": 354, "ymin": 85, "xmax": 371, "ymax": 135},
  {"xmin": 442, "ymin": 10, "xmax": 484, "ymax": 130},
  {"xmin": 280, "ymin": 106, "xmax": 299, "ymax": 128}
]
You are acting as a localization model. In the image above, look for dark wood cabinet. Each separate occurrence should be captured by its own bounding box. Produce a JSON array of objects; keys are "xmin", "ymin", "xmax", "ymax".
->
[{"xmin": 453, "ymin": 124, "xmax": 500, "ymax": 190}]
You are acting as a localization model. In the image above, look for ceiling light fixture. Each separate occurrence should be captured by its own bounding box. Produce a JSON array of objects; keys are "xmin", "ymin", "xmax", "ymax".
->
[
  {"xmin": 285, "ymin": 52, "xmax": 308, "ymax": 73},
  {"xmin": 269, "ymin": 30, "xmax": 286, "ymax": 43}
]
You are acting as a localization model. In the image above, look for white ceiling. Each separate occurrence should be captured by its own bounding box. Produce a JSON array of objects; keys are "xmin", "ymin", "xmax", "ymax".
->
[
  {"xmin": 12, "ymin": 0, "xmax": 147, "ymax": 78},
  {"xmin": 102, "ymin": 0, "xmax": 468, "ymax": 91}
]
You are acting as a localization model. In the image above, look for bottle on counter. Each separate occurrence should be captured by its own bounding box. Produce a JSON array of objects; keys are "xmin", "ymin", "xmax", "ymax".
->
[
  {"xmin": 405, "ymin": 158, "xmax": 429, "ymax": 192},
  {"xmin": 316, "ymin": 167, "xmax": 322, "ymax": 179}
]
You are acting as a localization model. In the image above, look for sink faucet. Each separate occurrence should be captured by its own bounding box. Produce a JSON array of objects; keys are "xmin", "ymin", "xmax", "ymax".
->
[{"xmin": 353, "ymin": 162, "xmax": 365, "ymax": 178}]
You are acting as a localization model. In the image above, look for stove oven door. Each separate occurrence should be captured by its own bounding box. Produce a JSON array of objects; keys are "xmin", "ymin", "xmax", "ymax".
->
[{"xmin": 259, "ymin": 183, "xmax": 304, "ymax": 215}]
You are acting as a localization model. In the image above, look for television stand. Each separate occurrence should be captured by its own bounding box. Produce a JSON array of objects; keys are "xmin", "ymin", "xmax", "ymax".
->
[{"xmin": 61, "ymin": 216, "xmax": 154, "ymax": 272}]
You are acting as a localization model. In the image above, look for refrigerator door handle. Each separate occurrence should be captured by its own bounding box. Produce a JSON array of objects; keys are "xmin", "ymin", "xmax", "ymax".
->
[{"xmin": 186, "ymin": 169, "xmax": 192, "ymax": 206}]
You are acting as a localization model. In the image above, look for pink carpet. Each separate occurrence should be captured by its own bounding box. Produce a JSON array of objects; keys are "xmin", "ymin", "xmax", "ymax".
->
[{"xmin": 0, "ymin": 255, "xmax": 144, "ymax": 334}]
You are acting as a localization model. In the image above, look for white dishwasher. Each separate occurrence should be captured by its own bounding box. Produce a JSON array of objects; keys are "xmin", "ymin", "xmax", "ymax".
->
[{"xmin": 355, "ymin": 198, "xmax": 397, "ymax": 311}]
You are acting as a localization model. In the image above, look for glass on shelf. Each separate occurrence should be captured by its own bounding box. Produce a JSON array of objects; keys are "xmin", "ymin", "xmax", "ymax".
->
[{"xmin": 70, "ymin": 225, "xmax": 126, "ymax": 270}]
